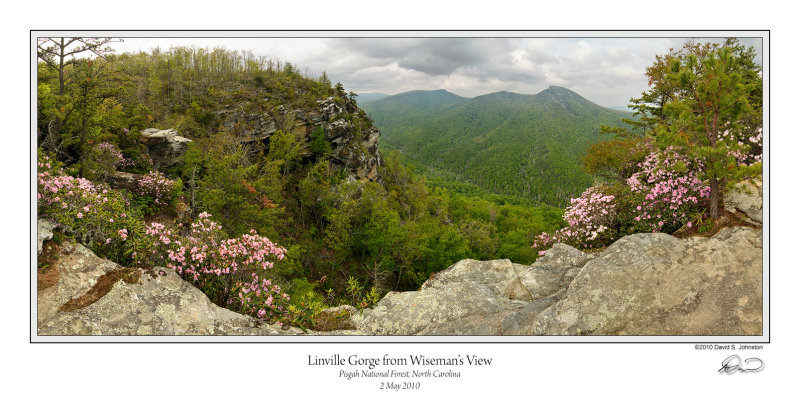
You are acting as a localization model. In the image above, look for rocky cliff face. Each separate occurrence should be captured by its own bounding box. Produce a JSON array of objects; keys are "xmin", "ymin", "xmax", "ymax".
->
[
  {"xmin": 217, "ymin": 97, "xmax": 382, "ymax": 182},
  {"xmin": 36, "ymin": 183, "xmax": 763, "ymax": 336}
]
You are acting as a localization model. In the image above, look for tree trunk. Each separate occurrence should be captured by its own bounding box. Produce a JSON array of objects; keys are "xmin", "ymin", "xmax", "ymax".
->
[
  {"xmin": 709, "ymin": 176, "xmax": 720, "ymax": 218},
  {"xmin": 58, "ymin": 38, "xmax": 65, "ymax": 95}
]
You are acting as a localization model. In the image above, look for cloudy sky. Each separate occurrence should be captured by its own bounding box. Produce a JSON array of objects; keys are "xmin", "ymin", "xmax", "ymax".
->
[{"xmin": 112, "ymin": 35, "xmax": 763, "ymax": 107}]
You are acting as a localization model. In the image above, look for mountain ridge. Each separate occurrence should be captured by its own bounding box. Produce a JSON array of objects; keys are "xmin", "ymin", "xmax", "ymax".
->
[
  {"xmin": 362, "ymin": 86, "xmax": 616, "ymax": 107},
  {"xmin": 361, "ymin": 86, "xmax": 631, "ymax": 207}
]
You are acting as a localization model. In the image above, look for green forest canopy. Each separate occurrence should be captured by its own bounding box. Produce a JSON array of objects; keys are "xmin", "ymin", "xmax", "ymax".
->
[{"xmin": 36, "ymin": 44, "xmax": 568, "ymax": 305}]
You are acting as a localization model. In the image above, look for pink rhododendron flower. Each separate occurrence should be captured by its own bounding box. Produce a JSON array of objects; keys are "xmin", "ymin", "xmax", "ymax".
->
[{"xmin": 137, "ymin": 212, "xmax": 288, "ymax": 322}]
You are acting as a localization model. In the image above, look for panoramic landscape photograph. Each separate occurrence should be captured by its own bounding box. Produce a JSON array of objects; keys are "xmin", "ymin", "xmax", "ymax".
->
[{"xmin": 33, "ymin": 33, "xmax": 766, "ymax": 337}]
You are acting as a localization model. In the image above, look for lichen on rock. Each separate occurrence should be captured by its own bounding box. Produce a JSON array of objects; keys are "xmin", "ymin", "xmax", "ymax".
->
[{"xmin": 37, "ymin": 240, "xmax": 303, "ymax": 336}]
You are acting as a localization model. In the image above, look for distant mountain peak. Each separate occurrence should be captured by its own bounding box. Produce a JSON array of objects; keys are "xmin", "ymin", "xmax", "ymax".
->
[
  {"xmin": 537, "ymin": 85, "xmax": 581, "ymax": 98},
  {"xmin": 362, "ymin": 84, "xmax": 630, "ymax": 207}
]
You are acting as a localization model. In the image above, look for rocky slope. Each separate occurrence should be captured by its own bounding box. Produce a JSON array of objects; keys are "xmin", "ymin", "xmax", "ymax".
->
[
  {"xmin": 341, "ymin": 226, "xmax": 762, "ymax": 335},
  {"xmin": 36, "ymin": 183, "xmax": 763, "ymax": 336},
  {"xmin": 132, "ymin": 97, "xmax": 382, "ymax": 183},
  {"xmin": 218, "ymin": 96, "xmax": 382, "ymax": 182}
]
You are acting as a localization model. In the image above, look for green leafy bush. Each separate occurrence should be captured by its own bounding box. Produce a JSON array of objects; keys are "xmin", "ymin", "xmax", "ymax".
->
[{"xmin": 37, "ymin": 154, "xmax": 147, "ymax": 264}]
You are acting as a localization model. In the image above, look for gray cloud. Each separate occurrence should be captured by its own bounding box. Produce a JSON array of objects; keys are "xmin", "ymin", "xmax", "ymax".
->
[{"xmin": 325, "ymin": 38, "xmax": 519, "ymax": 76}]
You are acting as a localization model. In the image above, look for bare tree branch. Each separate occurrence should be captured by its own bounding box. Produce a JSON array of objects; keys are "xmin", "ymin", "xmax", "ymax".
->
[{"xmin": 36, "ymin": 37, "xmax": 122, "ymax": 95}]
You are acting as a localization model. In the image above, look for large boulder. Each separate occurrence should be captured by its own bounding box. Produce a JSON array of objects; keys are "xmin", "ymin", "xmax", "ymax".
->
[
  {"xmin": 530, "ymin": 227, "xmax": 763, "ymax": 335},
  {"xmin": 516, "ymin": 243, "xmax": 593, "ymax": 300},
  {"xmin": 350, "ymin": 276, "xmax": 521, "ymax": 336},
  {"xmin": 37, "ymin": 241, "xmax": 302, "ymax": 336},
  {"xmin": 348, "ymin": 256, "xmax": 589, "ymax": 336},
  {"xmin": 139, "ymin": 128, "xmax": 192, "ymax": 170}
]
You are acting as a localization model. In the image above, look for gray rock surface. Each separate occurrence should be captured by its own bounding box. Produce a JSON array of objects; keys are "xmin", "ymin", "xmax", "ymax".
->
[
  {"xmin": 517, "ymin": 244, "xmax": 590, "ymax": 300},
  {"xmin": 346, "ymin": 245, "xmax": 593, "ymax": 335},
  {"xmin": 724, "ymin": 180, "xmax": 763, "ymax": 224},
  {"xmin": 37, "ymin": 242, "xmax": 302, "ymax": 336},
  {"xmin": 530, "ymin": 227, "xmax": 762, "ymax": 335},
  {"xmin": 37, "ymin": 219, "xmax": 56, "ymax": 255},
  {"xmin": 37, "ymin": 226, "xmax": 762, "ymax": 336},
  {"xmin": 500, "ymin": 292, "xmax": 565, "ymax": 335},
  {"xmin": 38, "ymin": 242, "xmax": 120, "ymax": 327},
  {"xmin": 345, "ymin": 225, "xmax": 762, "ymax": 336},
  {"xmin": 422, "ymin": 259, "xmax": 527, "ymax": 299},
  {"xmin": 217, "ymin": 108, "xmax": 279, "ymax": 142},
  {"xmin": 139, "ymin": 128, "xmax": 192, "ymax": 170},
  {"xmin": 350, "ymin": 280, "xmax": 512, "ymax": 335},
  {"xmin": 106, "ymin": 171, "xmax": 144, "ymax": 193}
]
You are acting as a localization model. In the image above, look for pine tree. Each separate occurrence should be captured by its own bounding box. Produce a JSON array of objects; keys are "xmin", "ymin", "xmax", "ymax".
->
[
  {"xmin": 37, "ymin": 37, "xmax": 121, "ymax": 95},
  {"xmin": 637, "ymin": 39, "xmax": 762, "ymax": 218}
]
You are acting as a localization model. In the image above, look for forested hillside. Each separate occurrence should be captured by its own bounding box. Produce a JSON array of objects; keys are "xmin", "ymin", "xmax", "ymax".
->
[
  {"xmin": 362, "ymin": 86, "xmax": 631, "ymax": 207},
  {"xmin": 36, "ymin": 42, "xmax": 566, "ymax": 329}
]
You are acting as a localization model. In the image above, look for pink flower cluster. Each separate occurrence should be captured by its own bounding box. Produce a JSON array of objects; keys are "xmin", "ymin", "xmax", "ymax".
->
[
  {"xmin": 632, "ymin": 176, "xmax": 709, "ymax": 232},
  {"xmin": 137, "ymin": 171, "xmax": 175, "ymax": 207},
  {"xmin": 532, "ymin": 186, "xmax": 616, "ymax": 253},
  {"xmin": 717, "ymin": 125, "xmax": 763, "ymax": 166},
  {"xmin": 531, "ymin": 143, "xmax": 717, "ymax": 255},
  {"xmin": 228, "ymin": 273, "xmax": 290, "ymax": 322},
  {"xmin": 95, "ymin": 142, "xmax": 133, "ymax": 168},
  {"xmin": 626, "ymin": 147, "xmax": 701, "ymax": 192},
  {"xmin": 141, "ymin": 212, "xmax": 287, "ymax": 282},
  {"xmin": 626, "ymin": 149, "xmax": 710, "ymax": 232},
  {"xmin": 37, "ymin": 156, "xmax": 53, "ymax": 171},
  {"xmin": 37, "ymin": 159, "xmax": 130, "ymax": 245}
]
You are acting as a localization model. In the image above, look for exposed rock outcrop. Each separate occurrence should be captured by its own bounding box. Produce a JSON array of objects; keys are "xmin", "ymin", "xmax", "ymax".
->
[
  {"xmin": 218, "ymin": 97, "xmax": 382, "ymax": 182},
  {"xmin": 37, "ymin": 220, "xmax": 55, "ymax": 255},
  {"xmin": 37, "ymin": 225, "xmax": 762, "ymax": 336},
  {"xmin": 724, "ymin": 179, "xmax": 763, "ymax": 225},
  {"xmin": 37, "ymin": 234, "xmax": 301, "ymax": 336},
  {"xmin": 347, "ymin": 244, "xmax": 593, "ymax": 335},
  {"xmin": 529, "ymin": 227, "xmax": 762, "ymax": 335},
  {"xmin": 106, "ymin": 171, "xmax": 143, "ymax": 193},
  {"xmin": 139, "ymin": 128, "xmax": 192, "ymax": 170},
  {"xmin": 344, "ymin": 226, "xmax": 762, "ymax": 336}
]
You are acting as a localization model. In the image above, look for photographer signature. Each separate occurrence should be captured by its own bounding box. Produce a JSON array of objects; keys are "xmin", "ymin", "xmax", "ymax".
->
[{"xmin": 718, "ymin": 355, "xmax": 764, "ymax": 374}]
